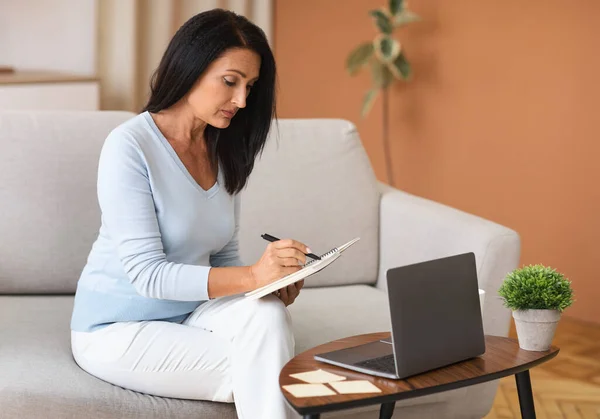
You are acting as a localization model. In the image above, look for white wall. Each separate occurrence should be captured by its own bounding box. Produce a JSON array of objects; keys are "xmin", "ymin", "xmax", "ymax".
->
[{"xmin": 0, "ymin": 0, "xmax": 96, "ymax": 75}]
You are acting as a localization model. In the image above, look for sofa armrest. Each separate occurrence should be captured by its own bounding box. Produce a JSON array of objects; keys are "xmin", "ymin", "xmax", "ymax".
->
[{"xmin": 377, "ymin": 182, "xmax": 520, "ymax": 337}]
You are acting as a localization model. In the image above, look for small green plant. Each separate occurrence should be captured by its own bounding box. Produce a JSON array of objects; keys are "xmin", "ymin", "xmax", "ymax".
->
[{"xmin": 498, "ymin": 265, "xmax": 574, "ymax": 312}]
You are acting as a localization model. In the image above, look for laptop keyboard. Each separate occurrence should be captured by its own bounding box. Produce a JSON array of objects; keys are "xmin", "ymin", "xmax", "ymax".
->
[{"xmin": 354, "ymin": 354, "xmax": 396, "ymax": 373}]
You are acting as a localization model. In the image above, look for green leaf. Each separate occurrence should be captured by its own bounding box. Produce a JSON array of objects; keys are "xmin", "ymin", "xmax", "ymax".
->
[
  {"xmin": 389, "ymin": 0, "xmax": 403, "ymax": 16},
  {"xmin": 369, "ymin": 9, "xmax": 393, "ymax": 34},
  {"xmin": 498, "ymin": 264, "xmax": 574, "ymax": 312},
  {"xmin": 381, "ymin": 37, "xmax": 393, "ymax": 58},
  {"xmin": 375, "ymin": 36, "xmax": 400, "ymax": 62},
  {"xmin": 361, "ymin": 89, "xmax": 379, "ymax": 118},
  {"xmin": 394, "ymin": 10, "xmax": 421, "ymax": 27},
  {"xmin": 346, "ymin": 43, "xmax": 374, "ymax": 76},
  {"xmin": 371, "ymin": 60, "xmax": 394, "ymax": 89},
  {"xmin": 390, "ymin": 52, "xmax": 411, "ymax": 80}
]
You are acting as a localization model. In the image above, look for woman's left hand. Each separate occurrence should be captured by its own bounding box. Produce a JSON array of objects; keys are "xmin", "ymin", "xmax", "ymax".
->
[{"xmin": 274, "ymin": 280, "xmax": 304, "ymax": 306}]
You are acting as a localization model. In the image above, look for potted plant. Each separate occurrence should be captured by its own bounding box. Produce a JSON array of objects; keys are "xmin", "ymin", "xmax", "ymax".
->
[{"xmin": 498, "ymin": 264, "xmax": 574, "ymax": 351}]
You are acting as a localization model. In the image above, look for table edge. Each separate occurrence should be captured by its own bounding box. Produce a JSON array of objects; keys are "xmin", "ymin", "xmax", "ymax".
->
[{"xmin": 284, "ymin": 335, "xmax": 559, "ymax": 415}]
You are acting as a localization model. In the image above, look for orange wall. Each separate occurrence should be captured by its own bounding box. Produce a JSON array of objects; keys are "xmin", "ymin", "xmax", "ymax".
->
[{"xmin": 274, "ymin": 0, "xmax": 600, "ymax": 324}]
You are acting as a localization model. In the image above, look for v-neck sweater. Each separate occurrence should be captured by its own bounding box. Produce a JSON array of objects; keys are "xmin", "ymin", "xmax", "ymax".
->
[{"xmin": 71, "ymin": 112, "xmax": 242, "ymax": 332}]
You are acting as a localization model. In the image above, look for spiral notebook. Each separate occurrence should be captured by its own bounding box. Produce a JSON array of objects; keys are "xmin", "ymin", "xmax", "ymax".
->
[{"xmin": 244, "ymin": 237, "xmax": 360, "ymax": 300}]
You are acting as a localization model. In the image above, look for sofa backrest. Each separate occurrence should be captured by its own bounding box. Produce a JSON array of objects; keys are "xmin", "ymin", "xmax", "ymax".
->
[
  {"xmin": 0, "ymin": 113, "xmax": 379, "ymax": 294},
  {"xmin": 0, "ymin": 111, "xmax": 135, "ymax": 294},
  {"xmin": 238, "ymin": 119, "xmax": 380, "ymax": 288}
]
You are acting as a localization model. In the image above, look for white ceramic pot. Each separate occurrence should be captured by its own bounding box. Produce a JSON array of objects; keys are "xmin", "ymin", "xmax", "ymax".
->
[{"xmin": 512, "ymin": 309, "xmax": 561, "ymax": 351}]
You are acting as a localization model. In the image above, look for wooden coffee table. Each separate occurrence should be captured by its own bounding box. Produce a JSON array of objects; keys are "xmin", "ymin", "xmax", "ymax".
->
[{"xmin": 280, "ymin": 333, "xmax": 559, "ymax": 419}]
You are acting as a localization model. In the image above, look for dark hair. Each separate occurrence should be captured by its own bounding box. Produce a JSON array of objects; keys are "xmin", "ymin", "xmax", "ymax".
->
[{"xmin": 143, "ymin": 9, "xmax": 276, "ymax": 195}]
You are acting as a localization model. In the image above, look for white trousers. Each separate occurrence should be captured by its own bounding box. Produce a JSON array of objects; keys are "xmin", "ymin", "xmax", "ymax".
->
[{"xmin": 71, "ymin": 294, "xmax": 297, "ymax": 419}]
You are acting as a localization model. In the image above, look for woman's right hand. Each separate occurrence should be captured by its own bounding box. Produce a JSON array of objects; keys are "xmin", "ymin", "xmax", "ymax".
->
[{"xmin": 250, "ymin": 239, "xmax": 311, "ymax": 290}]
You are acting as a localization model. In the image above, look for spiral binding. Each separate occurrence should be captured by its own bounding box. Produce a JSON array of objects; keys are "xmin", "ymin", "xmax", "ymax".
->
[{"xmin": 305, "ymin": 247, "xmax": 338, "ymax": 267}]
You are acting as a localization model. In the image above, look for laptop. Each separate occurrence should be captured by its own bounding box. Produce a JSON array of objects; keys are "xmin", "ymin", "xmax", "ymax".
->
[{"xmin": 314, "ymin": 252, "xmax": 486, "ymax": 379}]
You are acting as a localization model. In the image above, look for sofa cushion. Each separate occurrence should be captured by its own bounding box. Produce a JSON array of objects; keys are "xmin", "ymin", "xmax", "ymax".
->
[
  {"xmin": 289, "ymin": 285, "xmax": 391, "ymax": 354},
  {"xmin": 0, "ymin": 111, "xmax": 135, "ymax": 294},
  {"xmin": 0, "ymin": 295, "xmax": 237, "ymax": 419},
  {"xmin": 238, "ymin": 119, "xmax": 380, "ymax": 288}
]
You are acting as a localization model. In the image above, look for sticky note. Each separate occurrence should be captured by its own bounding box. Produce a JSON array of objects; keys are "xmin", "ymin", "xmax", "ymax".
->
[
  {"xmin": 329, "ymin": 380, "xmax": 382, "ymax": 394},
  {"xmin": 289, "ymin": 369, "xmax": 347, "ymax": 384},
  {"xmin": 282, "ymin": 383, "xmax": 337, "ymax": 398}
]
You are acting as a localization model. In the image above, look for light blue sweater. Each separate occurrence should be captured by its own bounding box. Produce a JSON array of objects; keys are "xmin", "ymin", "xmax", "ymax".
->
[{"xmin": 70, "ymin": 112, "xmax": 243, "ymax": 332}]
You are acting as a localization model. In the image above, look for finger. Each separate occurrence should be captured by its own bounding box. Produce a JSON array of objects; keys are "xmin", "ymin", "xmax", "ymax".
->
[
  {"xmin": 276, "ymin": 248, "xmax": 308, "ymax": 260},
  {"xmin": 295, "ymin": 280, "xmax": 305, "ymax": 291},
  {"xmin": 273, "ymin": 239, "xmax": 310, "ymax": 254},
  {"xmin": 279, "ymin": 287, "xmax": 290, "ymax": 305},
  {"xmin": 286, "ymin": 285, "xmax": 300, "ymax": 306},
  {"xmin": 287, "ymin": 284, "xmax": 299, "ymax": 301},
  {"xmin": 277, "ymin": 257, "xmax": 304, "ymax": 267}
]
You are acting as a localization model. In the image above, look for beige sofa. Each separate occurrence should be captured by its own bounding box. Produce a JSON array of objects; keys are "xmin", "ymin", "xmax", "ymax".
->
[{"xmin": 0, "ymin": 111, "xmax": 520, "ymax": 418}]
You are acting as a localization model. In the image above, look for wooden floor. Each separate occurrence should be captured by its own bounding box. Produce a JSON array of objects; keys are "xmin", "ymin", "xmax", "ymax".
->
[{"xmin": 485, "ymin": 316, "xmax": 600, "ymax": 418}]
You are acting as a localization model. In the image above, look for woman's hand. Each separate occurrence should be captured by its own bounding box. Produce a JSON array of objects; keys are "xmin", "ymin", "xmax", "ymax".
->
[
  {"xmin": 250, "ymin": 239, "xmax": 310, "ymax": 290},
  {"xmin": 274, "ymin": 280, "xmax": 304, "ymax": 306}
]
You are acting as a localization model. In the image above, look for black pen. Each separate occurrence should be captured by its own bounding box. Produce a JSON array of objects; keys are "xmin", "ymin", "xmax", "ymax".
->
[{"xmin": 261, "ymin": 234, "xmax": 322, "ymax": 260}]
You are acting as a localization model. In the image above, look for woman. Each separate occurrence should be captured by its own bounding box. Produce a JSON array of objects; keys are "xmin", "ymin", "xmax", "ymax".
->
[{"xmin": 70, "ymin": 9, "xmax": 308, "ymax": 419}]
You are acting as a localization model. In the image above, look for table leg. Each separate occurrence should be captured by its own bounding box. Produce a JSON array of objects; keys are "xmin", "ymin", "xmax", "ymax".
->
[
  {"xmin": 379, "ymin": 402, "xmax": 396, "ymax": 419},
  {"xmin": 303, "ymin": 415, "xmax": 320, "ymax": 419},
  {"xmin": 515, "ymin": 370, "xmax": 536, "ymax": 419}
]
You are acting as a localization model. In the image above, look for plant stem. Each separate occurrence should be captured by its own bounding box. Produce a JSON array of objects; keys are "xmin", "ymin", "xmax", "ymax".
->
[{"xmin": 382, "ymin": 87, "xmax": 394, "ymax": 186}]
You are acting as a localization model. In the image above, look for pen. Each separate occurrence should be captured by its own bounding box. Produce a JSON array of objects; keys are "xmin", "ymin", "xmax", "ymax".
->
[{"xmin": 261, "ymin": 234, "xmax": 322, "ymax": 260}]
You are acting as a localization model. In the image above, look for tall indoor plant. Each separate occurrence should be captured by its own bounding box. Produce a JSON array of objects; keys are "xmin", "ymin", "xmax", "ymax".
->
[
  {"xmin": 498, "ymin": 264, "xmax": 574, "ymax": 351},
  {"xmin": 345, "ymin": 0, "xmax": 420, "ymax": 186}
]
